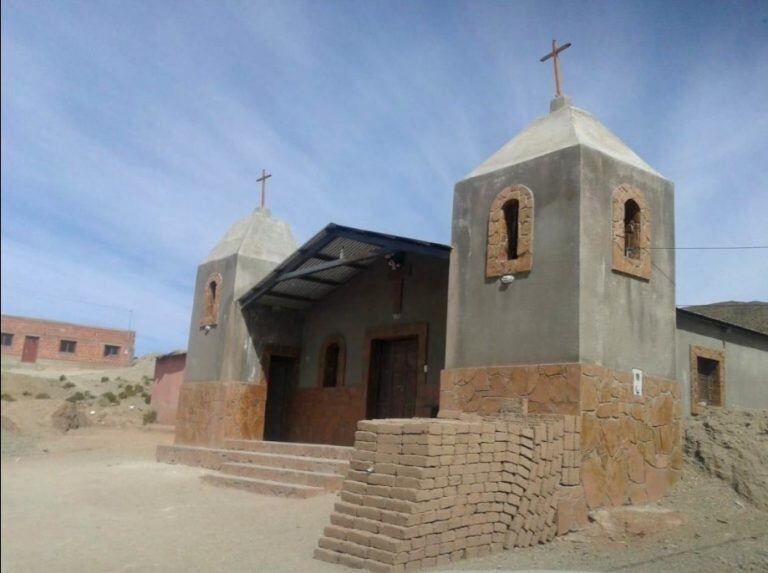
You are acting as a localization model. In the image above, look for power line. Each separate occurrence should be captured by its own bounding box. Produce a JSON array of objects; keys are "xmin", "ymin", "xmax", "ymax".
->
[{"xmin": 650, "ymin": 246, "xmax": 768, "ymax": 250}]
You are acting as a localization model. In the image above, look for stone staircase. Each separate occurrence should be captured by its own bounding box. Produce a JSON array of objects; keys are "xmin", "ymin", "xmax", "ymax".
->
[{"xmin": 157, "ymin": 439, "xmax": 352, "ymax": 498}]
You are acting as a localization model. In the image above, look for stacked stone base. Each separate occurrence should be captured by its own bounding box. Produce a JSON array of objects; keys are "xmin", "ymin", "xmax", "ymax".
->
[{"xmin": 314, "ymin": 415, "xmax": 567, "ymax": 572}]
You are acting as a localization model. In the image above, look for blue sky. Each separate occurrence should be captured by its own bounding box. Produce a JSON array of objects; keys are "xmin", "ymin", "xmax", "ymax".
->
[{"xmin": 2, "ymin": 0, "xmax": 767, "ymax": 356}]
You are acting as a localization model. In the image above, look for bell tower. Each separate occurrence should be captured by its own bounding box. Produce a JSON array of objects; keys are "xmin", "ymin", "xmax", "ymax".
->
[
  {"xmin": 445, "ymin": 96, "xmax": 676, "ymax": 377},
  {"xmin": 441, "ymin": 91, "xmax": 681, "ymax": 519},
  {"xmin": 175, "ymin": 206, "xmax": 297, "ymax": 446}
]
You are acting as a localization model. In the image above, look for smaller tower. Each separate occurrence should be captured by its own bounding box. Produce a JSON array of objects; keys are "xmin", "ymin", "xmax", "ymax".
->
[{"xmin": 175, "ymin": 206, "xmax": 297, "ymax": 446}]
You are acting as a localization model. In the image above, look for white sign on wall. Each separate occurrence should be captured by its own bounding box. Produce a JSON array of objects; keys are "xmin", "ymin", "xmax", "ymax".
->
[{"xmin": 632, "ymin": 368, "xmax": 643, "ymax": 396}]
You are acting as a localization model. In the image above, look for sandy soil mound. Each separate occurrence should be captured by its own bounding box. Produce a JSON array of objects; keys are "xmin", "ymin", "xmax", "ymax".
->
[
  {"xmin": 1, "ymin": 415, "xmax": 20, "ymax": 434},
  {"xmin": 684, "ymin": 408, "xmax": 768, "ymax": 510},
  {"xmin": 0, "ymin": 372, "xmax": 70, "ymax": 399},
  {"xmin": 51, "ymin": 403, "xmax": 90, "ymax": 432},
  {"xmin": 1, "ymin": 354, "xmax": 158, "ymax": 432},
  {"xmin": 1, "ymin": 399, "xmax": 70, "ymax": 436}
]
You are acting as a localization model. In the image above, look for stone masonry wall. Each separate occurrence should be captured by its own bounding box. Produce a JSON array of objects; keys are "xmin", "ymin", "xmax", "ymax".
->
[
  {"xmin": 440, "ymin": 362, "xmax": 681, "ymax": 534},
  {"xmin": 440, "ymin": 363, "xmax": 580, "ymax": 417},
  {"xmin": 314, "ymin": 416, "xmax": 566, "ymax": 572},
  {"xmin": 174, "ymin": 382, "xmax": 266, "ymax": 446},
  {"xmin": 579, "ymin": 364, "xmax": 682, "ymax": 509}
]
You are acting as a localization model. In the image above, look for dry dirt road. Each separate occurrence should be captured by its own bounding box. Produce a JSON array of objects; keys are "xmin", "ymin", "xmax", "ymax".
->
[{"xmin": 2, "ymin": 426, "xmax": 767, "ymax": 573}]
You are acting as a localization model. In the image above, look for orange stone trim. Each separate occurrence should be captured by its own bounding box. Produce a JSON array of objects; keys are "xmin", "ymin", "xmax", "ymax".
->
[
  {"xmin": 317, "ymin": 334, "xmax": 347, "ymax": 388},
  {"xmin": 689, "ymin": 345, "xmax": 726, "ymax": 414},
  {"xmin": 611, "ymin": 184, "xmax": 651, "ymax": 280},
  {"xmin": 286, "ymin": 386, "xmax": 366, "ymax": 446},
  {"xmin": 486, "ymin": 185, "xmax": 534, "ymax": 278},
  {"xmin": 174, "ymin": 381, "xmax": 267, "ymax": 446},
  {"xmin": 200, "ymin": 272, "xmax": 223, "ymax": 328}
]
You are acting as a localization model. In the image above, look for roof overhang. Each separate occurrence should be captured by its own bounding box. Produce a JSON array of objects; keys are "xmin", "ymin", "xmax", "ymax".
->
[{"xmin": 238, "ymin": 223, "xmax": 450, "ymax": 311}]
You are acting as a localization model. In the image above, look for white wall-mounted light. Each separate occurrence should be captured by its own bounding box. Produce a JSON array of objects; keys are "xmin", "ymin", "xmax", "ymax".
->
[{"xmin": 500, "ymin": 274, "xmax": 515, "ymax": 285}]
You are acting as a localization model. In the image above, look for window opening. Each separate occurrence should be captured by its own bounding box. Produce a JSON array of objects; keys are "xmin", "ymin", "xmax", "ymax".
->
[
  {"xmin": 624, "ymin": 199, "xmax": 641, "ymax": 259},
  {"xmin": 209, "ymin": 280, "xmax": 217, "ymax": 304},
  {"xmin": 322, "ymin": 343, "xmax": 341, "ymax": 388},
  {"xmin": 503, "ymin": 199, "xmax": 520, "ymax": 260},
  {"xmin": 60, "ymin": 340, "xmax": 77, "ymax": 353},
  {"xmin": 1, "ymin": 333, "xmax": 13, "ymax": 346},
  {"xmin": 696, "ymin": 357, "xmax": 722, "ymax": 407},
  {"xmin": 104, "ymin": 345, "xmax": 120, "ymax": 357}
]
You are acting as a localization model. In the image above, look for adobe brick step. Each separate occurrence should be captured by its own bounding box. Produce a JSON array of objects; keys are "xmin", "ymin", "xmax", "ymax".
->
[
  {"xmin": 224, "ymin": 439, "xmax": 354, "ymax": 460},
  {"xmin": 201, "ymin": 473, "xmax": 326, "ymax": 498},
  {"xmin": 157, "ymin": 445, "xmax": 350, "ymax": 475},
  {"xmin": 227, "ymin": 450, "xmax": 350, "ymax": 475},
  {"xmin": 219, "ymin": 462, "xmax": 345, "ymax": 490}
]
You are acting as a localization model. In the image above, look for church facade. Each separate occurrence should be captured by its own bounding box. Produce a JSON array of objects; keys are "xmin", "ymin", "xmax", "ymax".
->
[
  {"xmin": 161, "ymin": 94, "xmax": 767, "ymax": 566},
  {"xmin": 171, "ymin": 94, "xmax": 766, "ymax": 451}
]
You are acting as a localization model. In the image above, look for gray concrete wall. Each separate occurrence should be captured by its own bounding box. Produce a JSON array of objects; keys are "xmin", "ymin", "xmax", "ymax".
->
[
  {"xmin": 579, "ymin": 147, "xmax": 677, "ymax": 380},
  {"xmin": 676, "ymin": 313, "xmax": 768, "ymax": 414},
  {"xmin": 184, "ymin": 255, "xmax": 236, "ymax": 383},
  {"xmin": 446, "ymin": 146, "xmax": 581, "ymax": 369},
  {"xmin": 184, "ymin": 255, "xmax": 283, "ymax": 384},
  {"xmin": 297, "ymin": 254, "xmax": 449, "ymax": 389}
]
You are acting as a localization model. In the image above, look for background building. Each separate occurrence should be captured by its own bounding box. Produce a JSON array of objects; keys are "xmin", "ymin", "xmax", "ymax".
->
[
  {"xmin": 0, "ymin": 315, "xmax": 135, "ymax": 368},
  {"xmin": 150, "ymin": 350, "xmax": 186, "ymax": 425}
]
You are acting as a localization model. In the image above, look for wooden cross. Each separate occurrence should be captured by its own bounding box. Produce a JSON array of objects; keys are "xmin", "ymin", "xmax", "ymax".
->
[
  {"xmin": 257, "ymin": 169, "xmax": 272, "ymax": 208},
  {"xmin": 539, "ymin": 39, "xmax": 572, "ymax": 97}
]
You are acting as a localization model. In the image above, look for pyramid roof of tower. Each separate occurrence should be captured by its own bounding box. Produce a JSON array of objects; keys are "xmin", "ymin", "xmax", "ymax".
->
[
  {"xmin": 468, "ymin": 100, "xmax": 661, "ymax": 179},
  {"xmin": 204, "ymin": 207, "xmax": 297, "ymax": 264}
]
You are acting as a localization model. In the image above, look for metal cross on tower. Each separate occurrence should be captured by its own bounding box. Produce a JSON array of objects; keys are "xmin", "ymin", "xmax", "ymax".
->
[
  {"xmin": 539, "ymin": 39, "xmax": 572, "ymax": 97},
  {"xmin": 257, "ymin": 169, "xmax": 272, "ymax": 208}
]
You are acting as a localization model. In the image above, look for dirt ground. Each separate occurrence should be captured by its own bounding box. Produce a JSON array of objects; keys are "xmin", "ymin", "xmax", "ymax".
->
[{"xmin": 2, "ymin": 420, "xmax": 767, "ymax": 573}]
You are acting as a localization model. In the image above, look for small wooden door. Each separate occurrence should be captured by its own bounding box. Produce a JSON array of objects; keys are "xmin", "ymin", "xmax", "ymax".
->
[
  {"xmin": 369, "ymin": 336, "xmax": 418, "ymax": 419},
  {"xmin": 264, "ymin": 355, "xmax": 295, "ymax": 441},
  {"xmin": 21, "ymin": 336, "xmax": 40, "ymax": 363}
]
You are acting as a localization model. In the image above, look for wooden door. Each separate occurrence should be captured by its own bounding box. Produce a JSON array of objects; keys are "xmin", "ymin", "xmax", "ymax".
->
[
  {"xmin": 21, "ymin": 336, "xmax": 39, "ymax": 363},
  {"xmin": 370, "ymin": 337, "xmax": 418, "ymax": 419},
  {"xmin": 264, "ymin": 355, "xmax": 295, "ymax": 441}
]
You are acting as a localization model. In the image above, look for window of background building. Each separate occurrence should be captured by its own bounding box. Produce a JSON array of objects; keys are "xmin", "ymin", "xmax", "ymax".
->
[
  {"xmin": 104, "ymin": 345, "xmax": 120, "ymax": 357},
  {"xmin": 1, "ymin": 333, "xmax": 13, "ymax": 346},
  {"xmin": 59, "ymin": 340, "xmax": 77, "ymax": 353}
]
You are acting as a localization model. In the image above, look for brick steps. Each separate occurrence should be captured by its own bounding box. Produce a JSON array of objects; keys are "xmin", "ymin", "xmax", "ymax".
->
[
  {"xmin": 224, "ymin": 439, "xmax": 353, "ymax": 460},
  {"xmin": 201, "ymin": 474, "xmax": 326, "ymax": 498},
  {"xmin": 226, "ymin": 450, "xmax": 350, "ymax": 475},
  {"xmin": 219, "ymin": 462, "xmax": 345, "ymax": 489},
  {"xmin": 158, "ymin": 439, "xmax": 352, "ymax": 498}
]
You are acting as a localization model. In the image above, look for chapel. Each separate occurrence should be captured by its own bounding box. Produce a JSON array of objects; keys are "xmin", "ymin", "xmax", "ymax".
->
[{"xmin": 158, "ymin": 50, "xmax": 768, "ymax": 568}]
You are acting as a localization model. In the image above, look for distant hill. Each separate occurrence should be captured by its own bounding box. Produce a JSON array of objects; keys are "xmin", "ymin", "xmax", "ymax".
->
[{"xmin": 684, "ymin": 301, "xmax": 768, "ymax": 335}]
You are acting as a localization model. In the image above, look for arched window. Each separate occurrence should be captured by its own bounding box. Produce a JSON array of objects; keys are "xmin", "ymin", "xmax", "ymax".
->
[
  {"xmin": 319, "ymin": 335, "xmax": 345, "ymax": 388},
  {"xmin": 503, "ymin": 199, "xmax": 520, "ymax": 260},
  {"xmin": 623, "ymin": 199, "xmax": 641, "ymax": 259},
  {"xmin": 209, "ymin": 279, "xmax": 218, "ymax": 303},
  {"xmin": 200, "ymin": 272, "xmax": 223, "ymax": 328},
  {"xmin": 486, "ymin": 185, "xmax": 534, "ymax": 278},
  {"xmin": 612, "ymin": 185, "xmax": 650, "ymax": 280}
]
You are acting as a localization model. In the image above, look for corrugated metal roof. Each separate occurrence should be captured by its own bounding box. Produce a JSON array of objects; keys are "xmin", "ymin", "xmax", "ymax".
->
[{"xmin": 238, "ymin": 223, "xmax": 450, "ymax": 310}]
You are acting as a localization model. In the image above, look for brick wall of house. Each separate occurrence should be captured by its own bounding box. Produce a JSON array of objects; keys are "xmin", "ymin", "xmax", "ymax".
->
[
  {"xmin": 151, "ymin": 352, "xmax": 186, "ymax": 425},
  {"xmin": 0, "ymin": 315, "xmax": 135, "ymax": 367}
]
